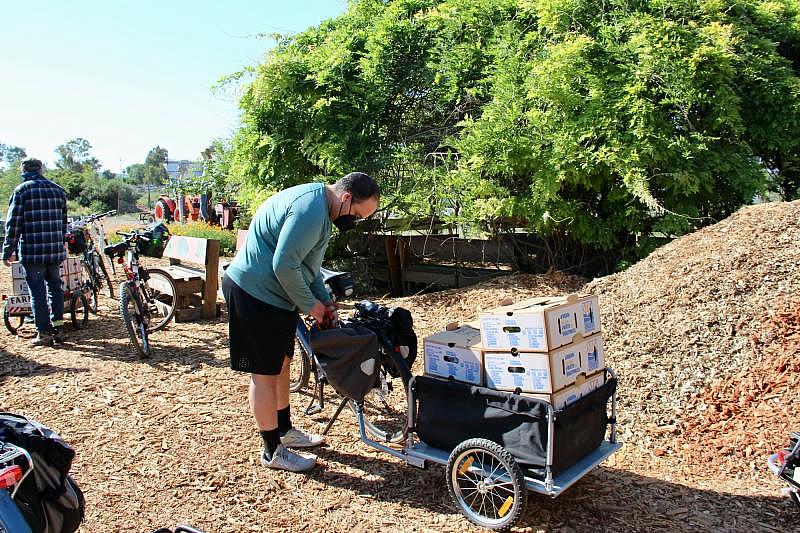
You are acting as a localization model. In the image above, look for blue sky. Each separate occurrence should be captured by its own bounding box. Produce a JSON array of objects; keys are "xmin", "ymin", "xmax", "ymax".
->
[{"xmin": 1, "ymin": 0, "xmax": 347, "ymax": 172}]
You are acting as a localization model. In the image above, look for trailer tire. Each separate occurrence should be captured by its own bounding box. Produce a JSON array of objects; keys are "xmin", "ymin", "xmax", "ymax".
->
[{"xmin": 446, "ymin": 438, "xmax": 527, "ymax": 531}]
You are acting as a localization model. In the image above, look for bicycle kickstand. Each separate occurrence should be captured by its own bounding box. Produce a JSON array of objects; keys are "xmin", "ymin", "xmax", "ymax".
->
[
  {"xmin": 322, "ymin": 396, "xmax": 350, "ymax": 436},
  {"xmin": 305, "ymin": 379, "xmax": 325, "ymax": 416}
]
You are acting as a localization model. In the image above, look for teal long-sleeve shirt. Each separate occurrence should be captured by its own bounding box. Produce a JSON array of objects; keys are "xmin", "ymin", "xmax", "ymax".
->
[{"xmin": 225, "ymin": 183, "xmax": 332, "ymax": 313}]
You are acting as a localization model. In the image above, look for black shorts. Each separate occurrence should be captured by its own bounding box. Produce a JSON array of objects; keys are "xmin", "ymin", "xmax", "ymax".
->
[{"xmin": 222, "ymin": 274, "xmax": 299, "ymax": 375}]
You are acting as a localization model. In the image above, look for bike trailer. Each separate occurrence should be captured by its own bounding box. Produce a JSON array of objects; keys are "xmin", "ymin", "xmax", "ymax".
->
[{"xmin": 413, "ymin": 373, "xmax": 616, "ymax": 478}]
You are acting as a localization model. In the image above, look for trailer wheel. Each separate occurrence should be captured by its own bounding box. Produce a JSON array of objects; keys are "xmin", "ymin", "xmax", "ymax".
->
[
  {"xmin": 446, "ymin": 438, "xmax": 527, "ymax": 531},
  {"xmin": 3, "ymin": 303, "xmax": 25, "ymax": 336},
  {"xmin": 70, "ymin": 293, "xmax": 89, "ymax": 329}
]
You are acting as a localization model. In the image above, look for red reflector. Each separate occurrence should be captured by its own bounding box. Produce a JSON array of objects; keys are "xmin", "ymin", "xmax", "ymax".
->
[
  {"xmin": 0, "ymin": 465, "xmax": 23, "ymax": 489},
  {"xmin": 1, "ymin": 294, "xmax": 6, "ymax": 301},
  {"xmin": 117, "ymin": 258, "xmax": 124, "ymax": 264}
]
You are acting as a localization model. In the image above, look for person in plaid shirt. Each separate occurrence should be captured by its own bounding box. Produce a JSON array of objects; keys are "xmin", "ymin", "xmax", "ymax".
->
[{"xmin": 2, "ymin": 158, "xmax": 68, "ymax": 346}]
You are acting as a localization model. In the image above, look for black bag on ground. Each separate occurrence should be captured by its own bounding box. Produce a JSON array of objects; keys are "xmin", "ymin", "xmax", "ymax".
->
[
  {"xmin": 414, "ymin": 376, "xmax": 616, "ymax": 477},
  {"xmin": 309, "ymin": 326, "xmax": 380, "ymax": 403},
  {"xmin": 0, "ymin": 413, "xmax": 85, "ymax": 533}
]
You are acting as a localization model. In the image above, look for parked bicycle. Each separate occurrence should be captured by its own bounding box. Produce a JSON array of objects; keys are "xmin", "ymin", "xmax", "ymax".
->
[
  {"xmin": 290, "ymin": 268, "xmax": 414, "ymax": 444},
  {"xmin": 66, "ymin": 210, "xmax": 116, "ymax": 312},
  {"xmin": 103, "ymin": 226, "xmax": 176, "ymax": 357}
]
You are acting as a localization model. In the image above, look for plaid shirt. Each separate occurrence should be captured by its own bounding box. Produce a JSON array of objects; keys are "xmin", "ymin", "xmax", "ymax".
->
[{"xmin": 2, "ymin": 172, "xmax": 68, "ymax": 265}]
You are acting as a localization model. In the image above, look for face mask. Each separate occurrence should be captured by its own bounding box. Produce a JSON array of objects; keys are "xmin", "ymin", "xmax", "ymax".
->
[
  {"xmin": 333, "ymin": 196, "xmax": 359, "ymax": 232},
  {"xmin": 333, "ymin": 214, "xmax": 358, "ymax": 232}
]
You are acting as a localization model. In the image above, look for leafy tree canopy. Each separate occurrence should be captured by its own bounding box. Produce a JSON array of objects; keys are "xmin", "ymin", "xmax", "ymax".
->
[{"xmin": 221, "ymin": 0, "xmax": 800, "ymax": 270}]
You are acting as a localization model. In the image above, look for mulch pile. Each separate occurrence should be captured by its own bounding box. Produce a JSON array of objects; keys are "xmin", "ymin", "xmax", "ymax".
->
[
  {"xmin": 586, "ymin": 199, "xmax": 800, "ymax": 479},
  {"xmin": 1, "ymin": 200, "xmax": 799, "ymax": 532},
  {"xmin": 681, "ymin": 295, "xmax": 800, "ymax": 478}
]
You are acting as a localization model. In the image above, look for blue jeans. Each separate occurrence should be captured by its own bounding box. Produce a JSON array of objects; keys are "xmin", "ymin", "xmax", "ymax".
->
[{"xmin": 23, "ymin": 263, "xmax": 64, "ymax": 334}]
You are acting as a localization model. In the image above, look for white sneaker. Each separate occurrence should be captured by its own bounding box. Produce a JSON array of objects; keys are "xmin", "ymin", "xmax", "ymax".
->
[
  {"xmin": 261, "ymin": 444, "xmax": 316, "ymax": 472},
  {"xmin": 280, "ymin": 427, "xmax": 325, "ymax": 448}
]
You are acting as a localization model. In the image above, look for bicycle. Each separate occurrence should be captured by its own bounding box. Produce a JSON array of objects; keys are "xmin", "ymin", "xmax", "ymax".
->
[
  {"xmin": 67, "ymin": 210, "xmax": 116, "ymax": 312},
  {"xmin": 289, "ymin": 269, "xmax": 413, "ymax": 444},
  {"xmin": 103, "ymin": 229, "xmax": 177, "ymax": 357}
]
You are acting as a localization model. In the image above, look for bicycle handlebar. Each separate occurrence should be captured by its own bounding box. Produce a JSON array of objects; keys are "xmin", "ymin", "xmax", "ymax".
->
[{"xmin": 115, "ymin": 230, "xmax": 150, "ymax": 241}]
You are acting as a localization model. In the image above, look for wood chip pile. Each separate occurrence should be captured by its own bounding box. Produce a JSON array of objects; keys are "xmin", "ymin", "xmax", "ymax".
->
[
  {"xmin": 586, "ymin": 200, "xmax": 800, "ymax": 476},
  {"xmin": 0, "ymin": 200, "xmax": 798, "ymax": 532}
]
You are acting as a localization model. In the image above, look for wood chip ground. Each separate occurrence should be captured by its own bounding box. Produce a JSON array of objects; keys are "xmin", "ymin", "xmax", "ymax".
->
[{"xmin": 1, "ymin": 200, "xmax": 798, "ymax": 532}]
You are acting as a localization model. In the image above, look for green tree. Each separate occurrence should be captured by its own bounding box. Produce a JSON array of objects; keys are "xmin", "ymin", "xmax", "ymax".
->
[
  {"xmin": 223, "ymin": 0, "xmax": 800, "ymax": 271},
  {"xmin": 0, "ymin": 144, "xmax": 27, "ymax": 168},
  {"xmin": 54, "ymin": 138, "xmax": 100, "ymax": 173},
  {"xmin": 124, "ymin": 163, "xmax": 147, "ymax": 184}
]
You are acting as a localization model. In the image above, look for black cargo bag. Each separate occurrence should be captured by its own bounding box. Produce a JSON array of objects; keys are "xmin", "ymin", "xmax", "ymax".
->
[
  {"xmin": 309, "ymin": 326, "xmax": 380, "ymax": 403},
  {"xmin": 414, "ymin": 376, "xmax": 617, "ymax": 477},
  {"xmin": 0, "ymin": 413, "xmax": 85, "ymax": 533}
]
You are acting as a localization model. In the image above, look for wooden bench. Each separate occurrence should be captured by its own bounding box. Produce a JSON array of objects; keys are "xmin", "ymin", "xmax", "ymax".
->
[{"xmin": 159, "ymin": 235, "xmax": 220, "ymax": 322}]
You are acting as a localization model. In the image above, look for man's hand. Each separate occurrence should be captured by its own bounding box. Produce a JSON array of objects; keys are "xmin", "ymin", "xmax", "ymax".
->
[
  {"xmin": 3, "ymin": 254, "xmax": 15, "ymax": 267},
  {"xmin": 325, "ymin": 302, "xmax": 339, "ymax": 327},
  {"xmin": 309, "ymin": 300, "xmax": 327, "ymax": 325}
]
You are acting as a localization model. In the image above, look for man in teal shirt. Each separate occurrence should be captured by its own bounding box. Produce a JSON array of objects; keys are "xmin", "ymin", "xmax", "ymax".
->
[{"xmin": 223, "ymin": 172, "xmax": 379, "ymax": 472}]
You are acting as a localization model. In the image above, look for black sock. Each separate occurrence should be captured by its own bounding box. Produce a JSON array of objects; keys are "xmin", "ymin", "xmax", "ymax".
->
[
  {"xmin": 277, "ymin": 406, "xmax": 292, "ymax": 436},
  {"xmin": 260, "ymin": 429, "xmax": 280, "ymax": 460}
]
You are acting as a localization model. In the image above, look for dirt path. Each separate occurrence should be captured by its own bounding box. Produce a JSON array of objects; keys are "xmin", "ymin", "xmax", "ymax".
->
[{"xmin": 1, "ymin": 273, "xmax": 796, "ymax": 532}]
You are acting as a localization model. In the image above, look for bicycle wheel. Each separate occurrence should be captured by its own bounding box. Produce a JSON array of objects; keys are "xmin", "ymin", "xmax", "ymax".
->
[
  {"xmin": 3, "ymin": 303, "xmax": 25, "ymax": 335},
  {"xmin": 70, "ymin": 292, "xmax": 89, "ymax": 329},
  {"xmin": 289, "ymin": 336, "xmax": 311, "ymax": 393},
  {"xmin": 95, "ymin": 253, "xmax": 114, "ymax": 297},
  {"xmin": 142, "ymin": 268, "xmax": 176, "ymax": 332},
  {"xmin": 120, "ymin": 281, "xmax": 150, "ymax": 357},
  {"xmin": 446, "ymin": 438, "xmax": 527, "ymax": 531},
  {"xmin": 355, "ymin": 350, "xmax": 411, "ymax": 444}
]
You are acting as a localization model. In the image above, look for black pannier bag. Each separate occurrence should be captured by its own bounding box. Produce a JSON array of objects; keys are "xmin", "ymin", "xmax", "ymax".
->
[
  {"xmin": 414, "ymin": 375, "xmax": 617, "ymax": 477},
  {"xmin": 0, "ymin": 413, "xmax": 85, "ymax": 533},
  {"xmin": 64, "ymin": 229, "xmax": 87, "ymax": 255},
  {"xmin": 309, "ymin": 326, "xmax": 380, "ymax": 403},
  {"xmin": 348, "ymin": 300, "xmax": 418, "ymax": 372},
  {"xmin": 136, "ymin": 223, "xmax": 170, "ymax": 258}
]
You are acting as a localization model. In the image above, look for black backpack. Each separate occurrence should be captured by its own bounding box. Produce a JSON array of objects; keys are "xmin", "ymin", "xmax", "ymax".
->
[{"xmin": 0, "ymin": 413, "xmax": 85, "ymax": 533}]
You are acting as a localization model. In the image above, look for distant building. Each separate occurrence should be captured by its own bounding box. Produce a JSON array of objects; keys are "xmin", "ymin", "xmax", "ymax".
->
[{"xmin": 164, "ymin": 159, "xmax": 204, "ymax": 180}]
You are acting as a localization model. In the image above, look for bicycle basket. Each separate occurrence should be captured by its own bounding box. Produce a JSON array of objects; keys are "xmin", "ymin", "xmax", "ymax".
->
[
  {"xmin": 136, "ymin": 223, "xmax": 170, "ymax": 258},
  {"xmin": 65, "ymin": 228, "xmax": 88, "ymax": 255}
]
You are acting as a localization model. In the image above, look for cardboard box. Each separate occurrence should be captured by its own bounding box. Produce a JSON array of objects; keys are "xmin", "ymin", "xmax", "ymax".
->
[
  {"xmin": 526, "ymin": 382, "xmax": 584, "ymax": 410},
  {"xmin": 526, "ymin": 371, "xmax": 606, "ymax": 410},
  {"xmin": 10, "ymin": 262, "xmax": 26, "ymax": 280},
  {"xmin": 66, "ymin": 257, "xmax": 81, "ymax": 275},
  {"xmin": 583, "ymin": 335, "xmax": 605, "ymax": 374},
  {"xmin": 12, "ymin": 279, "xmax": 29, "ymax": 296},
  {"xmin": 483, "ymin": 335, "xmax": 605, "ymax": 394},
  {"xmin": 479, "ymin": 294, "xmax": 601, "ymax": 351},
  {"xmin": 423, "ymin": 325, "xmax": 484, "ymax": 385}
]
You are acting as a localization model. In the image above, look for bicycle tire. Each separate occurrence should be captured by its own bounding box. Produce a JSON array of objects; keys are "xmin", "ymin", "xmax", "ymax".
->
[
  {"xmin": 289, "ymin": 336, "xmax": 312, "ymax": 393},
  {"xmin": 96, "ymin": 253, "xmax": 114, "ymax": 297},
  {"xmin": 120, "ymin": 281, "xmax": 150, "ymax": 358},
  {"xmin": 354, "ymin": 349, "xmax": 412, "ymax": 444},
  {"xmin": 142, "ymin": 268, "xmax": 177, "ymax": 332}
]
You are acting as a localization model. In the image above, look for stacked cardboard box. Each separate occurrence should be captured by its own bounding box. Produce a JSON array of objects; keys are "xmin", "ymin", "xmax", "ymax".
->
[
  {"xmin": 11, "ymin": 257, "xmax": 83, "ymax": 296},
  {"xmin": 423, "ymin": 294, "xmax": 607, "ymax": 410}
]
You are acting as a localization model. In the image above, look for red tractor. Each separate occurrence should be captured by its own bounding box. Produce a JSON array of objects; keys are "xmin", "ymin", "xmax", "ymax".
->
[{"xmin": 152, "ymin": 194, "xmax": 238, "ymax": 229}]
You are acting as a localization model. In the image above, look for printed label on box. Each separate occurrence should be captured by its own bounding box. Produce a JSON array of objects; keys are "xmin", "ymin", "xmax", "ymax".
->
[{"xmin": 11, "ymin": 262, "xmax": 26, "ymax": 279}]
